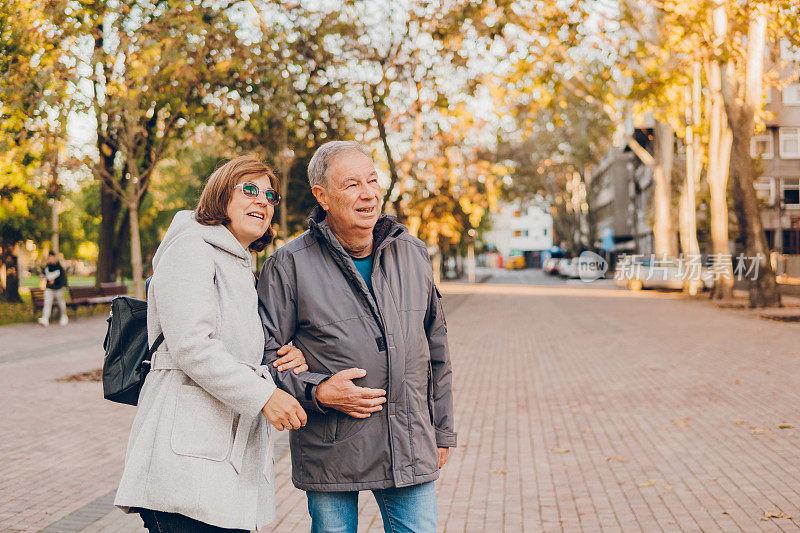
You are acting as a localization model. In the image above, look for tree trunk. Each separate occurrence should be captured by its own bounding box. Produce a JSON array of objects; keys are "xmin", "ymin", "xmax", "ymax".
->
[
  {"xmin": 128, "ymin": 196, "xmax": 145, "ymax": 300},
  {"xmin": 51, "ymin": 199, "xmax": 60, "ymax": 255},
  {"xmin": 729, "ymin": 134, "xmax": 780, "ymax": 307},
  {"xmin": 719, "ymin": 12, "xmax": 780, "ymax": 307},
  {"xmin": 96, "ymin": 144, "xmax": 123, "ymax": 283},
  {"xmin": 652, "ymin": 121, "xmax": 677, "ymax": 257},
  {"xmin": 680, "ymin": 67, "xmax": 702, "ymax": 294},
  {"xmin": 370, "ymin": 87, "xmax": 402, "ymax": 216},
  {"xmin": 278, "ymin": 124, "xmax": 292, "ymax": 241},
  {"xmin": 707, "ymin": 59, "xmax": 734, "ymax": 299},
  {"xmin": 0, "ymin": 243, "xmax": 22, "ymax": 303}
]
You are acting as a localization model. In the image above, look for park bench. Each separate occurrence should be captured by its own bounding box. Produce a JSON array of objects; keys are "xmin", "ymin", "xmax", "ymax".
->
[
  {"xmin": 29, "ymin": 283, "xmax": 131, "ymax": 320},
  {"xmin": 29, "ymin": 288, "xmax": 46, "ymax": 318},
  {"xmin": 99, "ymin": 282, "xmax": 129, "ymax": 298},
  {"xmin": 66, "ymin": 286, "xmax": 108, "ymax": 317},
  {"xmin": 28, "ymin": 286, "xmax": 97, "ymax": 320}
]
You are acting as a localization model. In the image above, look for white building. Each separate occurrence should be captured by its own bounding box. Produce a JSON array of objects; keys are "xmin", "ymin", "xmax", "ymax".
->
[{"xmin": 484, "ymin": 198, "xmax": 553, "ymax": 267}]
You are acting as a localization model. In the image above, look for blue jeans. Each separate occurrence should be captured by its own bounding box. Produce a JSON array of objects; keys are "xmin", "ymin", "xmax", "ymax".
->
[
  {"xmin": 137, "ymin": 509, "xmax": 247, "ymax": 533},
  {"xmin": 307, "ymin": 481, "xmax": 437, "ymax": 533}
]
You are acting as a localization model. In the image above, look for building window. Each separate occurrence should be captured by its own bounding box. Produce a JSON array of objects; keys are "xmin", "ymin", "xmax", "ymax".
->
[
  {"xmin": 513, "ymin": 210, "xmax": 521, "ymax": 218},
  {"xmin": 543, "ymin": 228, "xmax": 548, "ymax": 236},
  {"xmin": 783, "ymin": 229, "xmax": 800, "ymax": 254},
  {"xmin": 751, "ymin": 134, "xmax": 773, "ymax": 158},
  {"xmin": 783, "ymin": 84, "xmax": 800, "ymax": 105},
  {"xmin": 780, "ymin": 128, "xmax": 800, "ymax": 158},
  {"xmin": 765, "ymin": 87, "xmax": 772, "ymax": 103},
  {"xmin": 783, "ymin": 178, "xmax": 800, "ymax": 207},
  {"xmin": 756, "ymin": 177, "xmax": 775, "ymax": 203},
  {"xmin": 513, "ymin": 230, "xmax": 521, "ymax": 237}
]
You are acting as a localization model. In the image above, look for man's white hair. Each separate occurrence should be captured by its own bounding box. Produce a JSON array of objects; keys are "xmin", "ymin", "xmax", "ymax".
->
[{"xmin": 307, "ymin": 141, "xmax": 371, "ymax": 188}]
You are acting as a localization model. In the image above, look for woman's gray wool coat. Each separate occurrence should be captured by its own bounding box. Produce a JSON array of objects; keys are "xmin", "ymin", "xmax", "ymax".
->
[{"xmin": 115, "ymin": 211, "xmax": 278, "ymax": 530}]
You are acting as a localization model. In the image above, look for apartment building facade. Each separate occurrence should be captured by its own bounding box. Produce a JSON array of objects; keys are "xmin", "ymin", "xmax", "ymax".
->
[
  {"xmin": 591, "ymin": 128, "xmax": 656, "ymax": 263},
  {"xmin": 483, "ymin": 198, "xmax": 554, "ymax": 267},
  {"xmin": 753, "ymin": 85, "xmax": 800, "ymax": 256}
]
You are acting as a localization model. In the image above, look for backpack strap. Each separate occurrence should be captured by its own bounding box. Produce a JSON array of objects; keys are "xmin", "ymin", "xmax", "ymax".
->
[{"xmin": 149, "ymin": 332, "xmax": 165, "ymax": 355}]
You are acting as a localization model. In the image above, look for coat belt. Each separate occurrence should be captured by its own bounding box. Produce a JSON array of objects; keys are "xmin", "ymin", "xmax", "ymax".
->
[{"xmin": 150, "ymin": 349, "xmax": 270, "ymax": 474}]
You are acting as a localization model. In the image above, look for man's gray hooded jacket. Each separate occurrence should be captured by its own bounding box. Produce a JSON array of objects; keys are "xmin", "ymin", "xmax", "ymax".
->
[{"xmin": 257, "ymin": 206, "xmax": 457, "ymax": 492}]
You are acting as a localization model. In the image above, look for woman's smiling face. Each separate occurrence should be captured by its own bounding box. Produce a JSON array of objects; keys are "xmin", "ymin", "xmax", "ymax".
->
[{"xmin": 225, "ymin": 175, "xmax": 275, "ymax": 249}]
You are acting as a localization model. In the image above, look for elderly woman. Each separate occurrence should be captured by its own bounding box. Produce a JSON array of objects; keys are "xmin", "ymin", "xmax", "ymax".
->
[{"xmin": 115, "ymin": 155, "xmax": 307, "ymax": 532}]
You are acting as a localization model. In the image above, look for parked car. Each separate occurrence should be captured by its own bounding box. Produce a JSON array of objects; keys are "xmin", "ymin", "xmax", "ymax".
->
[
  {"xmin": 543, "ymin": 257, "xmax": 561, "ymax": 275},
  {"xmin": 614, "ymin": 256, "xmax": 715, "ymax": 293},
  {"xmin": 557, "ymin": 258, "xmax": 579, "ymax": 278},
  {"xmin": 505, "ymin": 255, "xmax": 526, "ymax": 270}
]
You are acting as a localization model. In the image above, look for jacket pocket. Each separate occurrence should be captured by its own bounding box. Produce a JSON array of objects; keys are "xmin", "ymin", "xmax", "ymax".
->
[
  {"xmin": 323, "ymin": 411, "xmax": 373, "ymax": 443},
  {"xmin": 171, "ymin": 384, "xmax": 234, "ymax": 461}
]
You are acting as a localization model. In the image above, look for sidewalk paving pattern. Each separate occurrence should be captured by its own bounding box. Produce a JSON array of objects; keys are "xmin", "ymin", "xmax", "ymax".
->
[{"xmin": 2, "ymin": 271, "xmax": 800, "ymax": 531}]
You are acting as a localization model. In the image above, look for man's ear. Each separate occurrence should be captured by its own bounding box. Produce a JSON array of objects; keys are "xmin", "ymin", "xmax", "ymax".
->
[{"xmin": 312, "ymin": 185, "xmax": 329, "ymax": 210}]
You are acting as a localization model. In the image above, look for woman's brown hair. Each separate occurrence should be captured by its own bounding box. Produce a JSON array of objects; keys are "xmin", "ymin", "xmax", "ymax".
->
[{"xmin": 195, "ymin": 155, "xmax": 279, "ymax": 252}]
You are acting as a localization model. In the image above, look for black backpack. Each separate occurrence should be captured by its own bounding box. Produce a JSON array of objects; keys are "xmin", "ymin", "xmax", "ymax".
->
[{"xmin": 102, "ymin": 286, "xmax": 164, "ymax": 406}]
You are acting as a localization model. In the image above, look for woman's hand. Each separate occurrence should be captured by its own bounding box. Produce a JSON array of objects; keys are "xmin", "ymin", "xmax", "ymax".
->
[
  {"xmin": 261, "ymin": 389, "xmax": 307, "ymax": 431},
  {"xmin": 274, "ymin": 344, "xmax": 308, "ymax": 374}
]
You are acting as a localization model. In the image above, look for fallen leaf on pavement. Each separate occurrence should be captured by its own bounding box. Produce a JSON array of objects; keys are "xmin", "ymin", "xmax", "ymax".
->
[
  {"xmin": 552, "ymin": 447, "xmax": 571, "ymax": 454},
  {"xmin": 615, "ymin": 455, "xmax": 627, "ymax": 462},
  {"xmin": 778, "ymin": 424, "xmax": 794, "ymax": 429},
  {"xmin": 672, "ymin": 417, "xmax": 690, "ymax": 427},
  {"xmin": 763, "ymin": 510, "xmax": 791, "ymax": 519},
  {"xmin": 490, "ymin": 469, "xmax": 507, "ymax": 474},
  {"xmin": 638, "ymin": 479, "xmax": 657, "ymax": 487},
  {"xmin": 750, "ymin": 426, "xmax": 771, "ymax": 435},
  {"xmin": 56, "ymin": 369, "xmax": 102, "ymax": 382},
  {"xmin": 731, "ymin": 420, "xmax": 746, "ymax": 425}
]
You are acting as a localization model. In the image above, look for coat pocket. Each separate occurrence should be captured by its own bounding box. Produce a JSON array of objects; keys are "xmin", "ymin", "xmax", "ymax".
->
[{"xmin": 171, "ymin": 384, "xmax": 234, "ymax": 461}]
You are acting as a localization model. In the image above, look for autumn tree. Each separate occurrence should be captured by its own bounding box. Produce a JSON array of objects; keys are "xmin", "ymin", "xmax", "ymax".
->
[
  {"xmin": 65, "ymin": 2, "xmax": 265, "ymax": 295},
  {"xmin": 0, "ymin": 0, "xmax": 73, "ymax": 300}
]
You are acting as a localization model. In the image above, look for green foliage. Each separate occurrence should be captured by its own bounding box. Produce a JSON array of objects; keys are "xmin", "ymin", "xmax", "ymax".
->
[{"xmin": 0, "ymin": 151, "xmax": 48, "ymax": 245}]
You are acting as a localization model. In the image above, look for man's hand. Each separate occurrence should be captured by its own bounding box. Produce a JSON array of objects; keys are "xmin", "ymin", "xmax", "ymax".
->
[
  {"xmin": 315, "ymin": 368, "xmax": 387, "ymax": 418},
  {"xmin": 262, "ymin": 388, "xmax": 307, "ymax": 430},
  {"xmin": 273, "ymin": 344, "xmax": 309, "ymax": 374},
  {"xmin": 438, "ymin": 447, "xmax": 450, "ymax": 469}
]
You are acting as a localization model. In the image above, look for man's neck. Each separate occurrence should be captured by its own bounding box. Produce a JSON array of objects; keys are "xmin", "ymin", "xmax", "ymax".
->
[{"xmin": 328, "ymin": 221, "xmax": 373, "ymax": 258}]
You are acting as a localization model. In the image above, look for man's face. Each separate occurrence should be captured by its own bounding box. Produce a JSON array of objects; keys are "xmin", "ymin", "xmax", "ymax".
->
[
  {"xmin": 315, "ymin": 151, "xmax": 382, "ymax": 232},
  {"xmin": 47, "ymin": 255, "xmax": 56, "ymax": 265}
]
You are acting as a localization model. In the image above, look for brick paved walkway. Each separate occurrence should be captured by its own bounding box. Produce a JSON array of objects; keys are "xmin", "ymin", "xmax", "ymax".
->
[{"xmin": 2, "ymin": 273, "xmax": 800, "ymax": 531}]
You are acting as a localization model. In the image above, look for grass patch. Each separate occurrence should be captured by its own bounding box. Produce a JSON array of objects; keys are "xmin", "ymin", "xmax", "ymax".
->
[
  {"xmin": 0, "ymin": 292, "xmax": 34, "ymax": 326},
  {"xmin": 20, "ymin": 276, "xmax": 96, "ymax": 288},
  {"xmin": 0, "ymin": 288, "xmax": 111, "ymax": 326}
]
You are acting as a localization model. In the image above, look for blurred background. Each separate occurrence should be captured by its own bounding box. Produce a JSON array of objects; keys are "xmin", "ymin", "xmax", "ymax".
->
[{"xmin": 2, "ymin": 0, "xmax": 800, "ymax": 320}]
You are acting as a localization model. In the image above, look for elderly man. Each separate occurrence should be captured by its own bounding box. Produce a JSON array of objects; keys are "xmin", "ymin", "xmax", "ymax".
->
[{"xmin": 256, "ymin": 140, "xmax": 456, "ymax": 532}]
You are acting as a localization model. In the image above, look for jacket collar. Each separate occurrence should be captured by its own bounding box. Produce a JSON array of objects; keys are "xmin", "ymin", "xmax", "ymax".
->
[{"xmin": 306, "ymin": 204, "xmax": 405, "ymax": 256}]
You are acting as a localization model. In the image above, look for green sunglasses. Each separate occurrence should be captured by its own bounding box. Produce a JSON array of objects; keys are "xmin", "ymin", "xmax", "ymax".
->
[{"xmin": 235, "ymin": 182, "xmax": 281, "ymax": 206}]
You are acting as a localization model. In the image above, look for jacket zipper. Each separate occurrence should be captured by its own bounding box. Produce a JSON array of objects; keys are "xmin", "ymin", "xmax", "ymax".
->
[{"xmin": 314, "ymin": 219, "xmax": 402, "ymax": 481}]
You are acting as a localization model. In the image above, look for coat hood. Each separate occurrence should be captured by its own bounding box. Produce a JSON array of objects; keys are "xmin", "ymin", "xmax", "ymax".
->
[{"xmin": 152, "ymin": 210, "xmax": 251, "ymax": 271}]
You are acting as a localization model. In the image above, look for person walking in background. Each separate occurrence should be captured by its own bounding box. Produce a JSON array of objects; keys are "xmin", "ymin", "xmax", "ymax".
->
[
  {"xmin": 115, "ymin": 155, "xmax": 309, "ymax": 532},
  {"xmin": 38, "ymin": 251, "xmax": 68, "ymax": 326}
]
